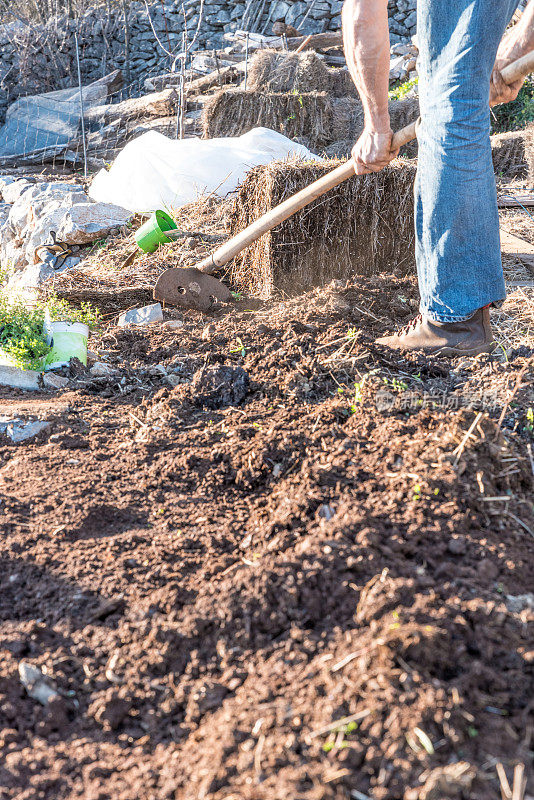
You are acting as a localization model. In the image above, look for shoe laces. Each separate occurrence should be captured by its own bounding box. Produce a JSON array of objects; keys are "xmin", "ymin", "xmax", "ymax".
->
[{"xmin": 398, "ymin": 314, "xmax": 422, "ymax": 336}]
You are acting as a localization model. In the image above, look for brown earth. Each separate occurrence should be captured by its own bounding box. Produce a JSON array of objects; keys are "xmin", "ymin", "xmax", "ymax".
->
[{"xmin": 0, "ymin": 275, "xmax": 533, "ymax": 800}]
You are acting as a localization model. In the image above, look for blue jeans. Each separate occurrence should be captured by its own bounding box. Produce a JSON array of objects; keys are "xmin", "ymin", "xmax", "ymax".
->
[{"xmin": 416, "ymin": 0, "xmax": 520, "ymax": 321}]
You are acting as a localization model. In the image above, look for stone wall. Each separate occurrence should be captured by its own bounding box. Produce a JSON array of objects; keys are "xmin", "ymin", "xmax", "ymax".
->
[{"xmin": 0, "ymin": 0, "xmax": 416, "ymax": 119}]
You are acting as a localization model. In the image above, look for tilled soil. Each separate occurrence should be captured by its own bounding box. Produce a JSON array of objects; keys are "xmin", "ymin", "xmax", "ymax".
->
[{"xmin": 1, "ymin": 276, "xmax": 533, "ymax": 800}]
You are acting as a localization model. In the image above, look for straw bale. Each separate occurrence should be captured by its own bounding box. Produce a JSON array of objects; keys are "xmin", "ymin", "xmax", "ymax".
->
[
  {"xmin": 245, "ymin": 49, "xmax": 359, "ymax": 98},
  {"xmin": 524, "ymin": 122, "xmax": 534, "ymax": 187},
  {"xmin": 202, "ymin": 89, "xmax": 356, "ymax": 148},
  {"xmin": 203, "ymin": 89, "xmax": 419, "ymax": 152},
  {"xmin": 228, "ymin": 158, "xmax": 417, "ymax": 299},
  {"xmin": 491, "ymin": 129, "xmax": 529, "ymax": 180}
]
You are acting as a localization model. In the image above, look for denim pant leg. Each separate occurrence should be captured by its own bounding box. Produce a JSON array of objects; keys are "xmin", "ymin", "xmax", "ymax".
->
[{"xmin": 415, "ymin": 0, "xmax": 520, "ymax": 322}]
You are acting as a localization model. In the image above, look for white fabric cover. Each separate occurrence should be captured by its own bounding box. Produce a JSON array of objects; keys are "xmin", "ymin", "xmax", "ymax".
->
[{"xmin": 89, "ymin": 127, "xmax": 320, "ymax": 213}]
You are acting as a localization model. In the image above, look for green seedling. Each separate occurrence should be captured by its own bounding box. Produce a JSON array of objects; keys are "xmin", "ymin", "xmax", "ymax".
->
[
  {"xmin": 388, "ymin": 76, "xmax": 419, "ymax": 101},
  {"xmin": 412, "ymin": 483, "xmax": 422, "ymax": 501},
  {"xmin": 525, "ymin": 407, "xmax": 533, "ymax": 434},
  {"xmin": 230, "ymin": 337, "xmax": 246, "ymax": 357},
  {"xmin": 352, "ymin": 381, "xmax": 363, "ymax": 409},
  {"xmin": 321, "ymin": 720, "xmax": 359, "ymax": 752},
  {"xmin": 383, "ymin": 376, "xmax": 408, "ymax": 392}
]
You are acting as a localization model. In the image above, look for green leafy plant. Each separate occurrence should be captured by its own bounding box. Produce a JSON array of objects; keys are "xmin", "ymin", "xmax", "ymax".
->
[
  {"xmin": 350, "ymin": 381, "xmax": 364, "ymax": 412},
  {"xmin": 0, "ymin": 299, "xmax": 51, "ymax": 370},
  {"xmin": 388, "ymin": 76, "xmax": 419, "ymax": 101},
  {"xmin": 525, "ymin": 407, "xmax": 534, "ymax": 434},
  {"xmin": 45, "ymin": 296, "xmax": 101, "ymax": 328},
  {"xmin": 0, "ymin": 295, "xmax": 100, "ymax": 370}
]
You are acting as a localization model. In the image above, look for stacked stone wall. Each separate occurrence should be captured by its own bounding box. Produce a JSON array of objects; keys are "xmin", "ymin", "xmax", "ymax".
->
[{"xmin": 0, "ymin": 0, "xmax": 416, "ymax": 118}]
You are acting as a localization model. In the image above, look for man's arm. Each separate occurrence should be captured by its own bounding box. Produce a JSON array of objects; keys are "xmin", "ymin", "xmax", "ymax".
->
[
  {"xmin": 491, "ymin": 0, "xmax": 534, "ymax": 106},
  {"xmin": 342, "ymin": 0, "xmax": 399, "ymax": 174}
]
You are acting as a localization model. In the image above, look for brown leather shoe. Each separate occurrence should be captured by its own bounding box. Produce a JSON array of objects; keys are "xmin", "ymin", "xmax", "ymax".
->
[{"xmin": 376, "ymin": 307, "xmax": 496, "ymax": 356}]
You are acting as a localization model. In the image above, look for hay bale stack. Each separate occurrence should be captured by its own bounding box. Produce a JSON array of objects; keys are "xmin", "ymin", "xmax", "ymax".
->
[
  {"xmin": 203, "ymin": 89, "xmax": 419, "ymax": 153},
  {"xmin": 245, "ymin": 49, "xmax": 359, "ymax": 98},
  {"xmin": 229, "ymin": 158, "xmax": 417, "ymax": 299},
  {"xmin": 202, "ymin": 89, "xmax": 362, "ymax": 148}
]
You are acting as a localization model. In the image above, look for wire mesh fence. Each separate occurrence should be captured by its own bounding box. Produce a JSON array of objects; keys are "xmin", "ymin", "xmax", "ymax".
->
[{"xmin": 0, "ymin": 25, "xmax": 204, "ymax": 175}]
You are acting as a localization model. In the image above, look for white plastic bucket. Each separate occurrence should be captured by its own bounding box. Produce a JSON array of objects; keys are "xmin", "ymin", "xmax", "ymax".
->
[{"xmin": 43, "ymin": 321, "xmax": 89, "ymax": 370}]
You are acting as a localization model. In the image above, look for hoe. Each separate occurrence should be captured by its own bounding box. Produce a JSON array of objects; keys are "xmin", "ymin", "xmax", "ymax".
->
[{"xmin": 154, "ymin": 50, "xmax": 534, "ymax": 312}]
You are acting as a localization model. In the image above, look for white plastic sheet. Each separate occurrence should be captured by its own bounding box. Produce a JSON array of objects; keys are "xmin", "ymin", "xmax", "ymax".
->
[{"xmin": 89, "ymin": 127, "xmax": 321, "ymax": 213}]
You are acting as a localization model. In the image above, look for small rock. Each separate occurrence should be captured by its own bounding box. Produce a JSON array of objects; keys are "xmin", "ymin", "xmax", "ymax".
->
[
  {"xmin": 0, "ymin": 729, "xmax": 19, "ymax": 747},
  {"xmin": 43, "ymin": 373, "xmax": 70, "ymax": 390},
  {"xmin": 318, "ymin": 504, "xmax": 335, "ymax": 521},
  {"xmin": 0, "ymin": 365, "xmax": 41, "ymax": 391},
  {"xmin": 166, "ymin": 374, "xmax": 182, "ymax": 387},
  {"xmin": 90, "ymin": 362, "xmax": 117, "ymax": 377},
  {"xmin": 118, "ymin": 303, "xmax": 163, "ymax": 327},
  {"xmin": 0, "ymin": 418, "xmax": 51, "ymax": 444},
  {"xmin": 1, "ymin": 179, "xmax": 33, "ymax": 204},
  {"xmin": 506, "ymin": 593, "xmax": 534, "ymax": 614},
  {"xmin": 19, "ymin": 662, "xmax": 59, "ymax": 705},
  {"xmin": 57, "ymin": 202, "xmax": 132, "ymax": 245},
  {"xmin": 147, "ymin": 364, "xmax": 167, "ymax": 376},
  {"xmin": 163, "ymin": 320, "xmax": 184, "ymax": 331},
  {"xmin": 447, "ymin": 536, "xmax": 467, "ymax": 555}
]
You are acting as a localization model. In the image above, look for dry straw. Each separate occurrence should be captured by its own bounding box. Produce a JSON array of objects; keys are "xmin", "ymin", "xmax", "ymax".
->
[
  {"xmin": 491, "ymin": 128, "xmax": 530, "ymax": 181},
  {"xmin": 524, "ymin": 121, "xmax": 534, "ymax": 186},
  {"xmin": 202, "ymin": 88, "xmax": 419, "ymax": 153},
  {"xmin": 245, "ymin": 48, "xmax": 358, "ymax": 98},
  {"xmin": 228, "ymin": 158, "xmax": 417, "ymax": 299}
]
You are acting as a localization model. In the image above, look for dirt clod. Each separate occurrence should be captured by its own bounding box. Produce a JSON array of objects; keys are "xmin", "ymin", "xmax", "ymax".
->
[{"xmin": 191, "ymin": 364, "xmax": 250, "ymax": 408}]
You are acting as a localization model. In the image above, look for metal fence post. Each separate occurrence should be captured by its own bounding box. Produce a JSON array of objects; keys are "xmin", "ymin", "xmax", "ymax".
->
[
  {"xmin": 244, "ymin": 32, "xmax": 250, "ymax": 90},
  {"xmin": 74, "ymin": 31, "xmax": 88, "ymax": 180},
  {"xmin": 177, "ymin": 31, "xmax": 187, "ymax": 140}
]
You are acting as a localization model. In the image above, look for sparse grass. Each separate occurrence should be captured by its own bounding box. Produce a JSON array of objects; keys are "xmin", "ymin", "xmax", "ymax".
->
[{"xmin": 491, "ymin": 76, "xmax": 534, "ymax": 133}]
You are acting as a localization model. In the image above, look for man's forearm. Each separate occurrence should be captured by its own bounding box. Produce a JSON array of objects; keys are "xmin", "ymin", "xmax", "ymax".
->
[
  {"xmin": 342, "ymin": 0, "xmax": 391, "ymax": 132},
  {"xmin": 499, "ymin": 0, "xmax": 534, "ymax": 60}
]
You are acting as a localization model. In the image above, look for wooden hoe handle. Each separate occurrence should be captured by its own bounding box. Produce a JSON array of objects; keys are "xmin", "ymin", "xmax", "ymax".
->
[{"xmin": 194, "ymin": 48, "xmax": 534, "ymax": 275}]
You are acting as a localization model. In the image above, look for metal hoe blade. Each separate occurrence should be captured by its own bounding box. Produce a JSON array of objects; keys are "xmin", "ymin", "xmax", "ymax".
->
[{"xmin": 153, "ymin": 267, "xmax": 233, "ymax": 312}]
